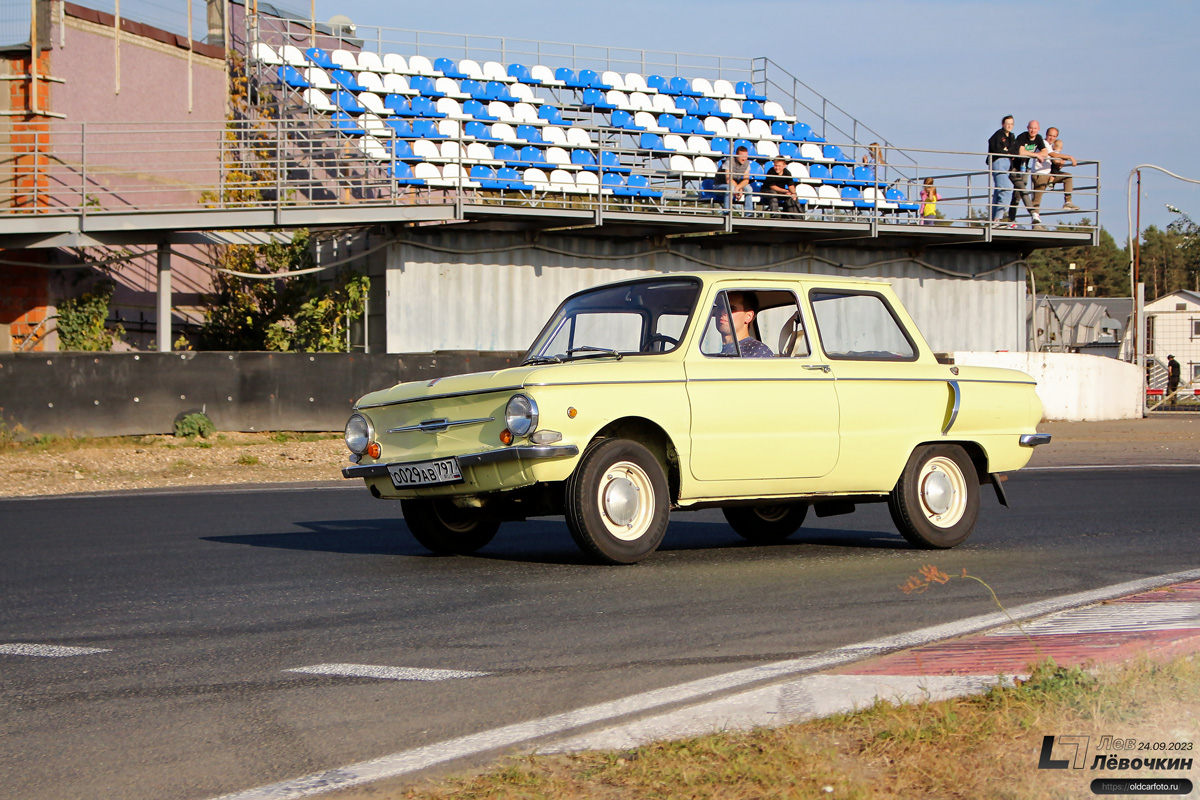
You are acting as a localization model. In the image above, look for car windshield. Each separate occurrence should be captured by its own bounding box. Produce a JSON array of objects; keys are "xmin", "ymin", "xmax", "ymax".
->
[{"xmin": 524, "ymin": 278, "xmax": 702, "ymax": 363}]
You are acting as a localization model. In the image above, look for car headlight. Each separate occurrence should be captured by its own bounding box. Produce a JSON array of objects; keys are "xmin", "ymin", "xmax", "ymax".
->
[
  {"xmin": 504, "ymin": 394, "xmax": 538, "ymax": 438},
  {"xmin": 344, "ymin": 413, "xmax": 374, "ymax": 454}
]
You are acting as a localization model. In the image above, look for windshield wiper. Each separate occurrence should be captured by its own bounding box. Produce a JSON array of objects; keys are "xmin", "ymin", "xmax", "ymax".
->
[
  {"xmin": 565, "ymin": 346, "xmax": 624, "ymax": 361},
  {"xmin": 521, "ymin": 354, "xmax": 564, "ymax": 366}
]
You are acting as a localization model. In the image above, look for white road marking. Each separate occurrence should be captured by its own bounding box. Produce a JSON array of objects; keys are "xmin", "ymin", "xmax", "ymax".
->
[
  {"xmin": 284, "ymin": 664, "xmax": 490, "ymax": 681},
  {"xmin": 0, "ymin": 643, "xmax": 111, "ymax": 657},
  {"xmin": 205, "ymin": 567, "xmax": 1200, "ymax": 800},
  {"xmin": 985, "ymin": 601, "xmax": 1200, "ymax": 637}
]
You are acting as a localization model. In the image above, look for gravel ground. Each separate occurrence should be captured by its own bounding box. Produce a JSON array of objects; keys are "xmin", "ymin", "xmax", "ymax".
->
[{"xmin": 2, "ymin": 415, "xmax": 1197, "ymax": 498}]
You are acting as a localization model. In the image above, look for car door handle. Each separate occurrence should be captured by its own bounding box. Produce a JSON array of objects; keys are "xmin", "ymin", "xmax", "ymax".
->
[{"xmin": 802, "ymin": 364, "xmax": 831, "ymax": 373}]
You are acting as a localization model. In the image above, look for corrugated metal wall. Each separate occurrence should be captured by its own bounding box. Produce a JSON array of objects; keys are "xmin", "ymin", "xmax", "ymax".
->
[{"xmin": 382, "ymin": 232, "xmax": 1027, "ymax": 355}]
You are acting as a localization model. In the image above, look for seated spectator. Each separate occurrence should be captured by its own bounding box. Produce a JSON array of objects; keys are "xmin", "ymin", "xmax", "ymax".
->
[
  {"xmin": 762, "ymin": 156, "xmax": 802, "ymax": 215},
  {"xmin": 1042, "ymin": 127, "xmax": 1080, "ymax": 211},
  {"xmin": 713, "ymin": 146, "xmax": 754, "ymax": 213}
]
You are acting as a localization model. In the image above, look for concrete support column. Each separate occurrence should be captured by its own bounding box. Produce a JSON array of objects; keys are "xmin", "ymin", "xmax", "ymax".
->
[
  {"xmin": 156, "ymin": 242, "xmax": 172, "ymax": 352},
  {"xmin": 384, "ymin": 241, "xmax": 404, "ymax": 354}
]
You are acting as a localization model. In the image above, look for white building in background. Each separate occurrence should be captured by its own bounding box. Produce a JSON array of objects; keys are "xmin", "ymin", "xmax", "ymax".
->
[{"xmin": 1139, "ymin": 290, "xmax": 1200, "ymax": 386}]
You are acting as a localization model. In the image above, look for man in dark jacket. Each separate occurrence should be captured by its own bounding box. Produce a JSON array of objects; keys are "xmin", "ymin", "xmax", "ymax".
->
[{"xmin": 987, "ymin": 115, "xmax": 1016, "ymax": 224}]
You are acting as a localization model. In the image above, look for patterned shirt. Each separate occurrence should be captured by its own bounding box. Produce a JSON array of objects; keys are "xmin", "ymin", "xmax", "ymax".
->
[{"xmin": 722, "ymin": 337, "xmax": 774, "ymax": 358}]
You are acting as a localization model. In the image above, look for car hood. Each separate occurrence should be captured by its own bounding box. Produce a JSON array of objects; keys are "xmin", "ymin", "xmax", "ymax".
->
[{"xmin": 353, "ymin": 357, "xmax": 667, "ymax": 410}]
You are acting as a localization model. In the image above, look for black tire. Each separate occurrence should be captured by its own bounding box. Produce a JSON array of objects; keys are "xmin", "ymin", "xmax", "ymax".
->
[
  {"xmin": 887, "ymin": 444, "xmax": 979, "ymax": 549},
  {"xmin": 564, "ymin": 438, "xmax": 670, "ymax": 565},
  {"xmin": 400, "ymin": 498, "xmax": 500, "ymax": 555},
  {"xmin": 722, "ymin": 503, "xmax": 808, "ymax": 543}
]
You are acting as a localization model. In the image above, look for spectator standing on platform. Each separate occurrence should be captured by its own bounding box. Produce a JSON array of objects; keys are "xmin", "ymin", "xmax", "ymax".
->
[
  {"xmin": 762, "ymin": 156, "xmax": 802, "ymax": 215},
  {"xmin": 1028, "ymin": 142, "xmax": 1054, "ymax": 230},
  {"xmin": 920, "ymin": 177, "xmax": 939, "ymax": 225},
  {"xmin": 1007, "ymin": 119, "xmax": 1049, "ymax": 227},
  {"xmin": 1168, "ymin": 355, "xmax": 1182, "ymax": 405},
  {"xmin": 714, "ymin": 146, "xmax": 754, "ymax": 213},
  {"xmin": 1043, "ymin": 127, "xmax": 1080, "ymax": 211},
  {"xmin": 862, "ymin": 142, "xmax": 884, "ymax": 179},
  {"xmin": 987, "ymin": 116, "xmax": 1016, "ymax": 223}
]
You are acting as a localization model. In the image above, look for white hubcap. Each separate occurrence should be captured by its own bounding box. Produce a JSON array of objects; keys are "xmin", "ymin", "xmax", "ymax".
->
[
  {"xmin": 918, "ymin": 456, "xmax": 967, "ymax": 528},
  {"xmin": 598, "ymin": 461, "xmax": 655, "ymax": 541}
]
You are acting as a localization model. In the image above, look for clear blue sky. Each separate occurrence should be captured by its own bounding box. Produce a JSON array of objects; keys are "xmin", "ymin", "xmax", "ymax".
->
[{"xmin": 105, "ymin": 0, "xmax": 1200, "ymax": 239}]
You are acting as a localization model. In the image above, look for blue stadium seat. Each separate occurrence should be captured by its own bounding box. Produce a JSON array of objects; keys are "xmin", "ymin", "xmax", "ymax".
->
[
  {"xmin": 582, "ymin": 88, "xmax": 618, "ymax": 110},
  {"xmin": 409, "ymin": 96, "xmax": 446, "ymax": 118},
  {"xmin": 646, "ymin": 75, "xmax": 671, "ymax": 94},
  {"xmin": 602, "ymin": 172, "xmax": 637, "ymax": 197},
  {"xmin": 735, "ymin": 81, "xmax": 768, "ymax": 102},
  {"xmin": 390, "ymin": 162, "xmax": 425, "ymax": 186},
  {"xmin": 507, "ymin": 63, "xmax": 536, "ymax": 84},
  {"xmin": 778, "ymin": 141, "xmax": 800, "ymax": 159},
  {"xmin": 741, "ymin": 100, "xmax": 770, "ymax": 120},
  {"xmin": 886, "ymin": 187, "xmax": 919, "ymax": 211},
  {"xmin": 412, "ymin": 119, "xmax": 447, "ymax": 139},
  {"xmin": 610, "ymin": 110, "xmax": 643, "ymax": 131},
  {"xmin": 470, "ymin": 164, "xmax": 505, "ymax": 190},
  {"xmin": 823, "ymin": 144, "xmax": 851, "ymax": 163},
  {"xmin": 330, "ymin": 111, "xmax": 365, "ymax": 135},
  {"xmin": 670, "ymin": 76, "xmax": 701, "ymax": 97},
  {"xmin": 487, "ymin": 81, "xmax": 517, "ymax": 102},
  {"xmin": 854, "ymin": 165, "xmax": 879, "ymax": 186},
  {"xmin": 434, "ymin": 57, "xmax": 469, "ymax": 79},
  {"xmin": 331, "ymin": 90, "xmax": 366, "ymax": 114},
  {"xmin": 519, "ymin": 145, "xmax": 546, "ymax": 165},
  {"xmin": 578, "ymin": 69, "xmax": 611, "ymax": 89},
  {"xmin": 679, "ymin": 116, "xmax": 705, "ymax": 135},
  {"xmin": 464, "ymin": 120, "xmax": 500, "ymax": 141},
  {"xmin": 492, "ymin": 167, "xmax": 530, "ymax": 190},
  {"xmin": 792, "ymin": 122, "xmax": 814, "ymax": 141},
  {"xmin": 698, "ymin": 178, "xmax": 722, "ymax": 204},
  {"xmin": 656, "ymin": 114, "xmax": 683, "ymax": 134},
  {"xmin": 463, "ymin": 99, "xmax": 498, "ymax": 121},
  {"xmin": 830, "ymin": 164, "xmax": 854, "ymax": 185},
  {"xmin": 572, "ymin": 149, "xmax": 599, "ymax": 169},
  {"xmin": 674, "ymin": 96, "xmax": 699, "ymax": 116},
  {"xmin": 554, "ymin": 68, "xmax": 588, "ymax": 88},
  {"xmin": 391, "ymin": 138, "xmax": 418, "ymax": 159},
  {"xmin": 638, "ymin": 132, "xmax": 666, "ymax": 152},
  {"xmin": 695, "ymin": 97, "xmax": 726, "ymax": 118},
  {"xmin": 460, "ymin": 79, "xmax": 487, "ymax": 100},
  {"xmin": 409, "ymin": 76, "xmax": 444, "ymax": 97},
  {"xmin": 516, "ymin": 124, "xmax": 547, "ymax": 144},
  {"xmin": 330, "ymin": 69, "xmax": 367, "ymax": 93},
  {"xmin": 386, "ymin": 118, "xmax": 414, "ymax": 137},
  {"xmin": 495, "ymin": 143, "xmax": 520, "ymax": 164},
  {"xmin": 710, "ymin": 137, "xmax": 730, "ymax": 155},
  {"xmin": 600, "ymin": 151, "xmax": 631, "ymax": 173},
  {"xmin": 842, "ymin": 187, "xmax": 872, "ymax": 208},
  {"xmin": 277, "ymin": 65, "xmax": 310, "ymax": 88},
  {"xmin": 305, "ymin": 47, "xmax": 336, "ymax": 69},
  {"xmin": 384, "ymin": 94, "xmax": 412, "ymax": 115},
  {"xmin": 626, "ymin": 173, "xmax": 662, "ymax": 199},
  {"xmin": 771, "ymin": 120, "xmax": 792, "ymax": 139},
  {"xmin": 732, "ymin": 137, "xmax": 756, "ymax": 156},
  {"xmin": 749, "ymin": 160, "xmax": 766, "ymax": 192},
  {"xmin": 808, "ymin": 163, "xmax": 830, "ymax": 181},
  {"xmin": 538, "ymin": 105, "xmax": 566, "ymax": 126}
]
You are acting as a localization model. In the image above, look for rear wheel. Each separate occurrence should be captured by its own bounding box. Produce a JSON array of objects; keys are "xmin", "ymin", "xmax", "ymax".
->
[
  {"xmin": 887, "ymin": 444, "xmax": 979, "ymax": 549},
  {"xmin": 722, "ymin": 503, "xmax": 808, "ymax": 543},
  {"xmin": 401, "ymin": 498, "xmax": 500, "ymax": 555},
  {"xmin": 564, "ymin": 438, "xmax": 670, "ymax": 564}
]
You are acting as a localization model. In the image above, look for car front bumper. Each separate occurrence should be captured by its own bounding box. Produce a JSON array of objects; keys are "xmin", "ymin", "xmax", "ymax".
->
[{"xmin": 341, "ymin": 444, "xmax": 580, "ymax": 480}]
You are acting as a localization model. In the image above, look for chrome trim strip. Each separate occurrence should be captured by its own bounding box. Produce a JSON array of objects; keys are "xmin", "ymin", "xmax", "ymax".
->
[
  {"xmin": 1019, "ymin": 433, "xmax": 1052, "ymax": 447},
  {"xmin": 356, "ymin": 385, "xmax": 523, "ymax": 411},
  {"xmin": 835, "ymin": 377, "xmax": 1036, "ymax": 385},
  {"xmin": 524, "ymin": 380, "xmax": 685, "ymax": 387},
  {"xmin": 386, "ymin": 417, "xmax": 494, "ymax": 434},
  {"xmin": 341, "ymin": 444, "xmax": 580, "ymax": 480},
  {"xmin": 686, "ymin": 377, "xmax": 835, "ymax": 383},
  {"xmin": 942, "ymin": 380, "xmax": 961, "ymax": 435}
]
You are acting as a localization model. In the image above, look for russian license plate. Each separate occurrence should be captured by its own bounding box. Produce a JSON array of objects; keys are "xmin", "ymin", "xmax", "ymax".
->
[{"xmin": 388, "ymin": 457, "xmax": 463, "ymax": 488}]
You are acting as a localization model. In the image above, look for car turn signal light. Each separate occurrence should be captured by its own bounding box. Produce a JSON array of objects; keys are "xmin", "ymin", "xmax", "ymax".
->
[
  {"xmin": 366, "ymin": 442, "xmax": 381, "ymax": 459},
  {"xmin": 499, "ymin": 429, "xmax": 514, "ymax": 445}
]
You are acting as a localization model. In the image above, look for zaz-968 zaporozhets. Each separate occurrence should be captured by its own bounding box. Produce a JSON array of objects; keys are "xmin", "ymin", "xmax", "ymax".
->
[{"xmin": 343, "ymin": 272, "xmax": 1049, "ymax": 564}]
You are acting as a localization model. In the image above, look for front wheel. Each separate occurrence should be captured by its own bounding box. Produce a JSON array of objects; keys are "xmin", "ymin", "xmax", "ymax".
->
[
  {"xmin": 722, "ymin": 503, "xmax": 808, "ymax": 543},
  {"xmin": 400, "ymin": 498, "xmax": 500, "ymax": 555},
  {"xmin": 564, "ymin": 438, "xmax": 670, "ymax": 564},
  {"xmin": 887, "ymin": 444, "xmax": 979, "ymax": 549}
]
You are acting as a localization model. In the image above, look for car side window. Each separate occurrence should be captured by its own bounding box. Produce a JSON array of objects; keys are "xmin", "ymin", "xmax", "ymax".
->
[
  {"xmin": 809, "ymin": 290, "xmax": 916, "ymax": 361},
  {"xmin": 699, "ymin": 290, "xmax": 805, "ymax": 358}
]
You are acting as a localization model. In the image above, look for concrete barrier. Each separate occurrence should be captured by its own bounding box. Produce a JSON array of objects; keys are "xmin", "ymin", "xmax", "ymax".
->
[{"xmin": 953, "ymin": 351, "xmax": 1144, "ymax": 421}]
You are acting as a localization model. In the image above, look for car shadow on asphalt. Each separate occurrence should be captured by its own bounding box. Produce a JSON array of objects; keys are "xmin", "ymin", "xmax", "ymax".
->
[{"xmin": 202, "ymin": 517, "xmax": 912, "ymax": 565}]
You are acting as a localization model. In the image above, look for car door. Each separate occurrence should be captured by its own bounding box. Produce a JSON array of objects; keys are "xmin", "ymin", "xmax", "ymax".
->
[
  {"xmin": 685, "ymin": 287, "xmax": 840, "ymax": 482},
  {"xmin": 807, "ymin": 287, "xmax": 952, "ymax": 488}
]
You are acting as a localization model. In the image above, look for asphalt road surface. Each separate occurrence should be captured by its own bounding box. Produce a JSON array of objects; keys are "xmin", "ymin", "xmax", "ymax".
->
[{"xmin": 3, "ymin": 467, "xmax": 1199, "ymax": 800}]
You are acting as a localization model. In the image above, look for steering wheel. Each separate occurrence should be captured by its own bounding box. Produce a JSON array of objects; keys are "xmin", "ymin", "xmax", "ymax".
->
[{"xmin": 645, "ymin": 333, "xmax": 680, "ymax": 351}]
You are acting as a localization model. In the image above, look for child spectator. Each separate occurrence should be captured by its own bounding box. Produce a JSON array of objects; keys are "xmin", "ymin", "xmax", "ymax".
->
[{"xmin": 920, "ymin": 178, "xmax": 939, "ymax": 225}]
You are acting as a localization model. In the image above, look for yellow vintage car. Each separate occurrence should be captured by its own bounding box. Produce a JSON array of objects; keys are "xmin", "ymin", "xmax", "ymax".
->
[{"xmin": 343, "ymin": 272, "xmax": 1048, "ymax": 564}]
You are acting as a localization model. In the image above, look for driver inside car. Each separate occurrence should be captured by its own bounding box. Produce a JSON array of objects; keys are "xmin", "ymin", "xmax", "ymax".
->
[{"xmin": 717, "ymin": 291, "xmax": 774, "ymax": 357}]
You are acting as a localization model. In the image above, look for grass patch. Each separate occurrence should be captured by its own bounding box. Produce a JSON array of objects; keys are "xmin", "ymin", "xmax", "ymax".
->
[
  {"xmin": 236, "ymin": 454, "xmax": 260, "ymax": 466},
  {"xmin": 392, "ymin": 656, "xmax": 1200, "ymax": 800},
  {"xmin": 268, "ymin": 431, "xmax": 340, "ymax": 443}
]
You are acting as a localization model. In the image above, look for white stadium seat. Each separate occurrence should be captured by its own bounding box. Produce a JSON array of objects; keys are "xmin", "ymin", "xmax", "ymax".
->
[
  {"xmin": 302, "ymin": 88, "xmax": 336, "ymax": 111},
  {"xmin": 357, "ymin": 52, "xmax": 385, "ymax": 73},
  {"xmin": 303, "ymin": 67, "xmax": 336, "ymax": 91},
  {"xmin": 382, "ymin": 53, "xmax": 409, "ymax": 74},
  {"xmin": 601, "ymin": 71, "xmax": 626, "ymax": 91},
  {"xmin": 408, "ymin": 55, "xmax": 437, "ymax": 76},
  {"xmin": 331, "ymin": 50, "xmax": 358, "ymax": 71},
  {"xmin": 383, "ymin": 73, "xmax": 415, "ymax": 95},
  {"xmin": 529, "ymin": 65, "xmax": 564, "ymax": 86},
  {"xmin": 253, "ymin": 43, "xmax": 284, "ymax": 66},
  {"xmin": 280, "ymin": 45, "xmax": 307, "ymax": 67},
  {"xmin": 567, "ymin": 127, "xmax": 596, "ymax": 148},
  {"xmin": 435, "ymin": 77, "xmax": 468, "ymax": 98}
]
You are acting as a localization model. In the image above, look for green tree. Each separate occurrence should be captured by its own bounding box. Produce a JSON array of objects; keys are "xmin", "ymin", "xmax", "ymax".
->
[
  {"xmin": 56, "ymin": 279, "xmax": 125, "ymax": 351},
  {"xmin": 1026, "ymin": 220, "xmax": 1127, "ymax": 298},
  {"xmin": 1166, "ymin": 205, "xmax": 1200, "ymax": 294}
]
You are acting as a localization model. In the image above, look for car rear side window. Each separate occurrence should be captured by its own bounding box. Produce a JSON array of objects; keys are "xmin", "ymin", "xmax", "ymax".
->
[{"xmin": 809, "ymin": 290, "xmax": 917, "ymax": 361}]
